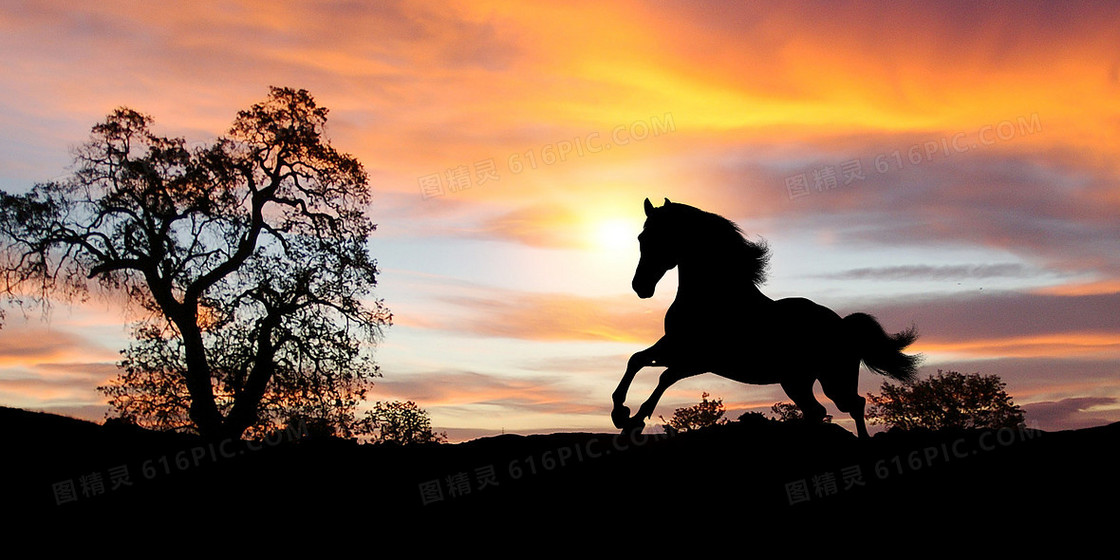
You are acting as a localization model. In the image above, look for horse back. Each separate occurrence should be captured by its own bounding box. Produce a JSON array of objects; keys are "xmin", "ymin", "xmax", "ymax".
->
[{"xmin": 771, "ymin": 296, "xmax": 843, "ymax": 321}]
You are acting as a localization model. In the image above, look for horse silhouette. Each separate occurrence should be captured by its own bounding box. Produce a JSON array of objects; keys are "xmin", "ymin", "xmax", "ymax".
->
[{"xmin": 611, "ymin": 198, "xmax": 920, "ymax": 438}]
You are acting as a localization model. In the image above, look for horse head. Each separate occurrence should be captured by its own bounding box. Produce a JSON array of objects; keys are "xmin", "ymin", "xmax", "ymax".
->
[{"xmin": 632, "ymin": 197, "xmax": 677, "ymax": 298}]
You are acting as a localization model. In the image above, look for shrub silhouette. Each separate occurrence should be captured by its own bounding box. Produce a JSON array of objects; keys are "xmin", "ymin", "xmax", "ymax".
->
[
  {"xmin": 659, "ymin": 392, "xmax": 728, "ymax": 435},
  {"xmin": 358, "ymin": 400, "xmax": 446, "ymax": 445},
  {"xmin": 769, "ymin": 402, "xmax": 831, "ymax": 423},
  {"xmin": 866, "ymin": 369, "xmax": 1025, "ymax": 431}
]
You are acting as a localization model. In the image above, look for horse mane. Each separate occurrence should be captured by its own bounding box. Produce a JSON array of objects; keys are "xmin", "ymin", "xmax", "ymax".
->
[{"xmin": 666, "ymin": 202, "xmax": 771, "ymax": 286}]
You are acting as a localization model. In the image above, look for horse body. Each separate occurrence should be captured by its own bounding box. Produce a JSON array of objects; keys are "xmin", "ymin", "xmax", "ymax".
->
[{"xmin": 612, "ymin": 198, "xmax": 919, "ymax": 438}]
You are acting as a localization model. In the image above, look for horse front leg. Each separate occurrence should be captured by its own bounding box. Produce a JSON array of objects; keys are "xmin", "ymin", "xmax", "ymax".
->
[
  {"xmin": 612, "ymin": 341, "xmax": 663, "ymax": 429},
  {"xmin": 623, "ymin": 367, "xmax": 701, "ymax": 433}
]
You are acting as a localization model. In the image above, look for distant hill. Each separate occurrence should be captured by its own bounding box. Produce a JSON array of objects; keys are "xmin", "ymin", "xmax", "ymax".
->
[{"xmin": 4, "ymin": 405, "xmax": 1116, "ymax": 538}]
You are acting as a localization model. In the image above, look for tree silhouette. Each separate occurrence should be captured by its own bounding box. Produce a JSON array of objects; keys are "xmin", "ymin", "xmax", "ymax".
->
[
  {"xmin": 866, "ymin": 369, "xmax": 1025, "ymax": 431},
  {"xmin": 659, "ymin": 392, "xmax": 728, "ymax": 435},
  {"xmin": 358, "ymin": 400, "xmax": 447, "ymax": 445},
  {"xmin": 0, "ymin": 87, "xmax": 391, "ymax": 440},
  {"xmin": 768, "ymin": 402, "xmax": 831, "ymax": 423},
  {"xmin": 770, "ymin": 402, "xmax": 803, "ymax": 422}
]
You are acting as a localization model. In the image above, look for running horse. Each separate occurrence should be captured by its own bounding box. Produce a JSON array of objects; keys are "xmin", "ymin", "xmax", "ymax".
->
[{"xmin": 611, "ymin": 198, "xmax": 920, "ymax": 438}]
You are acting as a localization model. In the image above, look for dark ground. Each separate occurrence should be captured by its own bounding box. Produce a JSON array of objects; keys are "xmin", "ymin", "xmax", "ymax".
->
[{"xmin": 4, "ymin": 406, "xmax": 1116, "ymax": 542}]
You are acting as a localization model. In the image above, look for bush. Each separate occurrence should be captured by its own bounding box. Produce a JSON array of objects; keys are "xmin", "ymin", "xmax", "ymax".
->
[
  {"xmin": 866, "ymin": 370, "xmax": 1025, "ymax": 431},
  {"xmin": 659, "ymin": 392, "xmax": 728, "ymax": 435},
  {"xmin": 767, "ymin": 402, "xmax": 831, "ymax": 423},
  {"xmin": 357, "ymin": 400, "xmax": 447, "ymax": 445}
]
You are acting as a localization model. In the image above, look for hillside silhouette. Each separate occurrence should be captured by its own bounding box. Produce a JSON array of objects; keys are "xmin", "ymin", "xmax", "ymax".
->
[{"xmin": 5, "ymin": 405, "xmax": 1117, "ymax": 538}]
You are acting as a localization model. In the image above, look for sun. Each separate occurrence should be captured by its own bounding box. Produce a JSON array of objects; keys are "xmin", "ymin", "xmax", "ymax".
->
[{"xmin": 594, "ymin": 219, "xmax": 636, "ymax": 252}]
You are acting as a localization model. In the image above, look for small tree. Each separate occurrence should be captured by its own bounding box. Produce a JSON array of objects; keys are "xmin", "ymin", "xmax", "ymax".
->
[
  {"xmin": 866, "ymin": 369, "xmax": 1025, "ymax": 431},
  {"xmin": 736, "ymin": 410, "xmax": 771, "ymax": 424},
  {"xmin": 659, "ymin": 392, "xmax": 728, "ymax": 435},
  {"xmin": 358, "ymin": 400, "xmax": 446, "ymax": 445},
  {"xmin": 768, "ymin": 402, "xmax": 831, "ymax": 423}
]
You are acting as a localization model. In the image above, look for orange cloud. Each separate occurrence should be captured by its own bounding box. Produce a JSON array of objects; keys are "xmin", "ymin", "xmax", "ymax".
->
[
  {"xmin": 1034, "ymin": 280, "xmax": 1120, "ymax": 297},
  {"xmin": 463, "ymin": 202, "xmax": 647, "ymax": 251},
  {"xmin": 371, "ymin": 369, "xmax": 606, "ymax": 418},
  {"xmin": 471, "ymin": 204, "xmax": 586, "ymax": 249},
  {"xmin": 915, "ymin": 332, "xmax": 1120, "ymax": 359},
  {"xmin": 425, "ymin": 291, "xmax": 663, "ymax": 343}
]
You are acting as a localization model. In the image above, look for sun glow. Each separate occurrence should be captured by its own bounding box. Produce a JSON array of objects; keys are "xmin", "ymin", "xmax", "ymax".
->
[{"xmin": 594, "ymin": 219, "xmax": 636, "ymax": 252}]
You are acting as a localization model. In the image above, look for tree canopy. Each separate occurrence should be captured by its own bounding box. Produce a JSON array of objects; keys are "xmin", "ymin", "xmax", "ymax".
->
[
  {"xmin": 659, "ymin": 392, "xmax": 728, "ymax": 435},
  {"xmin": 0, "ymin": 87, "xmax": 391, "ymax": 439},
  {"xmin": 358, "ymin": 400, "xmax": 447, "ymax": 445},
  {"xmin": 866, "ymin": 369, "xmax": 1025, "ymax": 431},
  {"xmin": 767, "ymin": 402, "xmax": 831, "ymax": 423}
]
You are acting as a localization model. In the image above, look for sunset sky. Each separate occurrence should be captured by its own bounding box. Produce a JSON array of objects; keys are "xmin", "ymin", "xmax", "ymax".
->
[{"xmin": 2, "ymin": 1, "xmax": 1119, "ymax": 440}]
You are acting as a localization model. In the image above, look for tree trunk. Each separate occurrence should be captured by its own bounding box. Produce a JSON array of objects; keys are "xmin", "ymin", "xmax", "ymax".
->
[
  {"xmin": 174, "ymin": 310, "xmax": 225, "ymax": 439},
  {"xmin": 222, "ymin": 318, "xmax": 280, "ymax": 439}
]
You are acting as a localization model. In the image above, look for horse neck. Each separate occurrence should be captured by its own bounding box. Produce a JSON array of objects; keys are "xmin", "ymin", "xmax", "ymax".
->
[{"xmin": 676, "ymin": 253, "xmax": 769, "ymax": 304}]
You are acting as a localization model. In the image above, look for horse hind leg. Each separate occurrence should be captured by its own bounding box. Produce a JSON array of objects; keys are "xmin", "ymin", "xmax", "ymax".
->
[
  {"xmin": 781, "ymin": 377, "xmax": 828, "ymax": 424},
  {"xmin": 820, "ymin": 361, "xmax": 869, "ymax": 439}
]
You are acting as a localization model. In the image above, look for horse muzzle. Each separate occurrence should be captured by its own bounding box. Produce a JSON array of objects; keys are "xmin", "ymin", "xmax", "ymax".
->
[{"xmin": 632, "ymin": 278, "xmax": 655, "ymax": 299}]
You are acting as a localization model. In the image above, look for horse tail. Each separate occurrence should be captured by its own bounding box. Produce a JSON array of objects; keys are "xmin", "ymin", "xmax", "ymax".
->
[{"xmin": 844, "ymin": 312, "xmax": 922, "ymax": 383}]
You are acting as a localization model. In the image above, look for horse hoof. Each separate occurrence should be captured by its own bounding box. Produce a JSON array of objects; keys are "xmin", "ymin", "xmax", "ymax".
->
[
  {"xmin": 611, "ymin": 406, "xmax": 631, "ymax": 429},
  {"xmin": 620, "ymin": 418, "xmax": 645, "ymax": 435}
]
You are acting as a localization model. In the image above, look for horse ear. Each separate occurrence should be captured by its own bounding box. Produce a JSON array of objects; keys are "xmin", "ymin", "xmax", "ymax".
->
[
  {"xmin": 664, "ymin": 198, "xmax": 671, "ymax": 206},
  {"xmin": 644, "ymin": 198, "xmax": 654, "ymax": 216}
]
